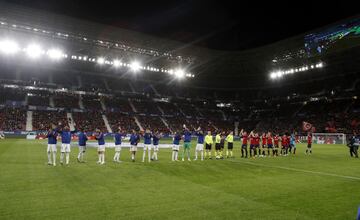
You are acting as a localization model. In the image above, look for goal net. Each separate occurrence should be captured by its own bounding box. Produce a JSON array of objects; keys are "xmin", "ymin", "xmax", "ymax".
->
[{"xmin": 312, "ymin": 133, "xmax": 346, "ymax": 145}]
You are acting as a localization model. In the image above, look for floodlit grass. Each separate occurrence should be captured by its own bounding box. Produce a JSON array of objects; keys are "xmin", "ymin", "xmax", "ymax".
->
[{"xmin": 0, "ymin": 139, "xmax": 359, "ymax": 219}]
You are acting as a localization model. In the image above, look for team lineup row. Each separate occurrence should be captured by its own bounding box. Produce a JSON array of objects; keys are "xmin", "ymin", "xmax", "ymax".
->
[{"xmin": 45, "ymin": 123, "xmax": 313, "ymax": 166}]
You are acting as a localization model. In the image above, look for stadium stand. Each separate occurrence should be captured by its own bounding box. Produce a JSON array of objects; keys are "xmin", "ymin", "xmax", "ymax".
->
[
  {"xmin": 106, "ymin": 111, "xmax": 138, "ymax": 132},
  {"xmin": 137, "ymin": 115, "xmax": 169, "ymax": 133},
  {"xmin": 0, "ymin": 87, "xmax": 25, "ymax": 104},
  {"xmin": 81, "ymin": 95, "xmax": 102, "ymax": 110},
  {"xmin": 103, "ymin": 96, "xmax": 133, "ymax": 112},
  {"xmin": 72, "ymin": 111, "xmax": 107, "ymax": 132},
  {"xmin": 0, "ymin": 107, "xmax": 26, "ymax": 131},
  {"xmin": 32, "ymin": 110, "xmax": 68, "ymax": 131},
  {"xmin": 132, "ymin": 99, "xmax": 161, "ymax": 115},
  {"xmin": 27, "ymin": 91, "xmax": 50, "ymax": 107},
  {"xmin": 53, "ymin": 93, "xmax": 80, "ymax": 109}
]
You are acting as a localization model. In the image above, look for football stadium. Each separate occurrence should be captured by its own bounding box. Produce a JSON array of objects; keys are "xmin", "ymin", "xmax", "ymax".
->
[{"xmin": 0, "ymin": 1, "xmax": 359, "ymax": 219}]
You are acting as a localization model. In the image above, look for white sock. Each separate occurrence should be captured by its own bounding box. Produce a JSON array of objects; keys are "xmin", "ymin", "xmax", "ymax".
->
[
  {"xmin": 77, "ymin": 152, "xmax": 81, "ymax": 160},
  {"xmin": 60, "ymin": 152, "xmax": 64, "ymax": 163},
  {"xmin": 195, "ymin": 151, "xmax": 198, "ymax": 159},
  {"xmin": 47, "ymin": 152, "xmax": 52, "ymax": 163},
  {"xmin": 98, "ymin": 154, "xmax": 101, "ymax": 162},
  {"xmin": 131, "ymin": 153, "xmax": 135, "ymax": 160},
  {"xmin": 154, "ymin": 152, "xmax": 158, "ymax": 160},
  {"xmin": 172, "ymin": 151, "xmax": 175, "ymax": 161},
  {"xmin": 175, "ymin": 151, "xmax": 178, "ymax": 160},
  {"xmin": 65, "ymin": 152, "xmax": 69, "ymax": 164},
  {"xmin": 115, "ymin": 152, "xmax": 120, "ymax": 161},
  {"xmin": 142, "ymin": 150, "xmax": 146, "ymax": 162},
  {"xmin": 148, "ymin": 150, "xmax": 151, "ymax": 162},
  {"xmin": 82, "ymin": 151, "xmax": 85, "ymax": 161},
  {"xmin": 201, "ymin": 151, "xmax": 204, "ymax": 160},
  {"xmin": 52, "ymin": 152, "xmax": 56, "ymax": 164}
]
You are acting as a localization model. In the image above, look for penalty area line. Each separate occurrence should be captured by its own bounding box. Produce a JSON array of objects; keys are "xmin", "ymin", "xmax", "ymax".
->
[{"xmin": 228, "ymin": 159, "xmax": 360, "ymax": 181}]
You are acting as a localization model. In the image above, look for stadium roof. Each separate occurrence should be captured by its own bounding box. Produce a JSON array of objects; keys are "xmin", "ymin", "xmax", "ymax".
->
[
  {"xmin": 0, "ymin": 2, "xmax": 359, "ymax": 89},
  {"xmin": 2, "ymin": 0, "xmax": 359, "ymax": 51}
]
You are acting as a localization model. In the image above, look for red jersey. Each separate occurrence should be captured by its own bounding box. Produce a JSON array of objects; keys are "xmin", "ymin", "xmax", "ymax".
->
[
  {"xmin": 262, "ymin": 135, "xmax": 267, "ymax": 145},
  {"xmin": 267, "ymin": 136, "xmax": 273, "ymax": 145},
  {"xmin": 255, "ymin": 136, "xmax": 260, "ymax": 145},
  {"xmin": 307, "ymin": 135, "xmax": 312, "ymax": 144},
  {"xmin": 274, "ymin": 136, "xmax": 279, "ymax": 145},
  {"xmin": 282, "ymin": 135, "xmax": 287, "ymax": 146},
  {"xmin": 242, "ymin": 134, "xmax": 248, "ymax": 145}
]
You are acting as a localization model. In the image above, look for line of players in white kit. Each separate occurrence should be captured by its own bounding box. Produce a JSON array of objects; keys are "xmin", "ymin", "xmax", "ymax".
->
[{"xmin": 45, "ymin": 123, "xmax": 237, "ymax": 166}]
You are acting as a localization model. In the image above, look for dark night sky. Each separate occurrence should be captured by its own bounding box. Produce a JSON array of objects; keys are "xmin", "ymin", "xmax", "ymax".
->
[{"xmin": 1, "ymin": 0, "xmax": 358, "ymax": 50}]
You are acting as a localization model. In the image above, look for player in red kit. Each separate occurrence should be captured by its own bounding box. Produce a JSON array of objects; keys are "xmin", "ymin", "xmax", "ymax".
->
[
  {"xmin": 248, "ymin": 131, "xmax": 256, "ymax": 158},
  {"xmin": 261, "ymin": 133, "xmax": 267, "ymax": 157},
  {"xmin": 273, "ymin": 134, "xmax": 279, "ymax": 156},
  {"xmin": 240, "ymin": 129, "xmax": 248, "ymax": 158},
  {"xmin": 267, "ymin": 132, "xmax": 273, "ymax": 156},
  {"xmin": 306, "ymin": 133, "xmax": 313, "ymax": 155},
  {"xmin": 255, "ymin": 132, "xmax": 261, "ymax": 157},
  {"xmin": 281, "ymin": 133, "xmax": 289, "ymax": 156}
]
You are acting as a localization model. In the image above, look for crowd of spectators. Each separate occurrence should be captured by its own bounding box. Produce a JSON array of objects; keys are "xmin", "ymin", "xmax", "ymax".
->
[
  {"xmin": 106, "ymin": 112, "xmax": 138, "ymax": 133},
  {"xmin": 32, "ymin": 110, "xmax": 68, "ymax": 131},
  {"xmin": 137, "ymin": 115, "xmax": 170, "ymax": 133},
  {"xmin": 132, "ymin": 99, "xmax": 161, "ymax": 115},
  {"xmin": 72, "ymin": 111, "xmax": 106, "ymax": 132},
  {"xmin": 81, "ymin": 95, "xmax": 101, "ymax": 110},
  {"xmin": 53, "ymin": 93, "xmax": 80, "ymax": 109},
  {"xmin": 0, "ymin": 108, "xmax": 26, "ymax": 131},
  {"xmin": 104, "ymin": 97, "xmax": 133, "ymax": 112},
  {"xmin": 0, "ymin": 88, "xmax": 26, "ymax": 104}
]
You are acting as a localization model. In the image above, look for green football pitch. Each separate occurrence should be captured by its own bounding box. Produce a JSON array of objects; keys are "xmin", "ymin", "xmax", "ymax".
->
[{"xmin": 0, "ymin": 139, "xmax": 359, "ymax": 220}]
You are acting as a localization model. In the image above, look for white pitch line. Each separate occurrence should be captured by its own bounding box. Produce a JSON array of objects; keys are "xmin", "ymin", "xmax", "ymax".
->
[{"xmin": 229, "ymin": 160, "xmax": 360, "ymax": 181}]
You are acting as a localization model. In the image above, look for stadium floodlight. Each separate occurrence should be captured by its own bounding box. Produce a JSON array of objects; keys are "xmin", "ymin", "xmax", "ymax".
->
[
  {"xmin": 270, "ymin": 72, "xmax": 277, "ymax": 79},
  {"xmin": 113, "ymin": 59, "xmax": 121, "ymax": 67},
  {"xmin": 25, "ymin": 44, "xmax": 44, "ymax": 59},
  {"xmin": 97, "ymin": 57, "xmax": 105, "ymax": 65},
  {"xmin": 316, "ymin": 62, "xmax": 323, "ymax": 68},
  {"xmin": 0, "ymin": 40, "xmax": 20, "ymax": 54},
  {"xmin": 47, "ymin": 49, "xmax": 63, "ymax": 60},
  {"xmin": 130, "ymin": 61, "xmax": 141, "ymax": 72},
  {"xmin": 174, "ymin": 69, "xmax": 185, "ymax": 79}
]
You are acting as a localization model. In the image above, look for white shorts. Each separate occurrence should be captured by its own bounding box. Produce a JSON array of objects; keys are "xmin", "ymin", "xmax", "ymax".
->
[
  {"xmin": 79, "ymin": 145, "xmax": 86, "ymax": 152},
  {"xmin": 47, "ymin": 144, "xmax": 57, "ymax": 152},
  {"xmin": 172, "ymin": 144, "xmax": 180, "ymax": 151},
  {"xmin": 196, "ymin": 144, "xmax": 204, "ymax": 151},
  {"xmin": 61, "ymin": 144, "xmax": 71, "ymax": 153},
  {"xmin": 115, "ymin": 144, "xmax": 122, "ymax": 152},
  {"xmin": 153, "ymin": 145, "xmax": 159, "ymax": 152},
  {"xmin": 144, "ymin": 144, "xmax": 152, "ymax": 151},
  {"xmin": 130, "ymin": 145, "xmax": 138, "ymax": 152},
  {"xmin": 98, "ymin": 144, "xmax": 106, "ymax": 152}
]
